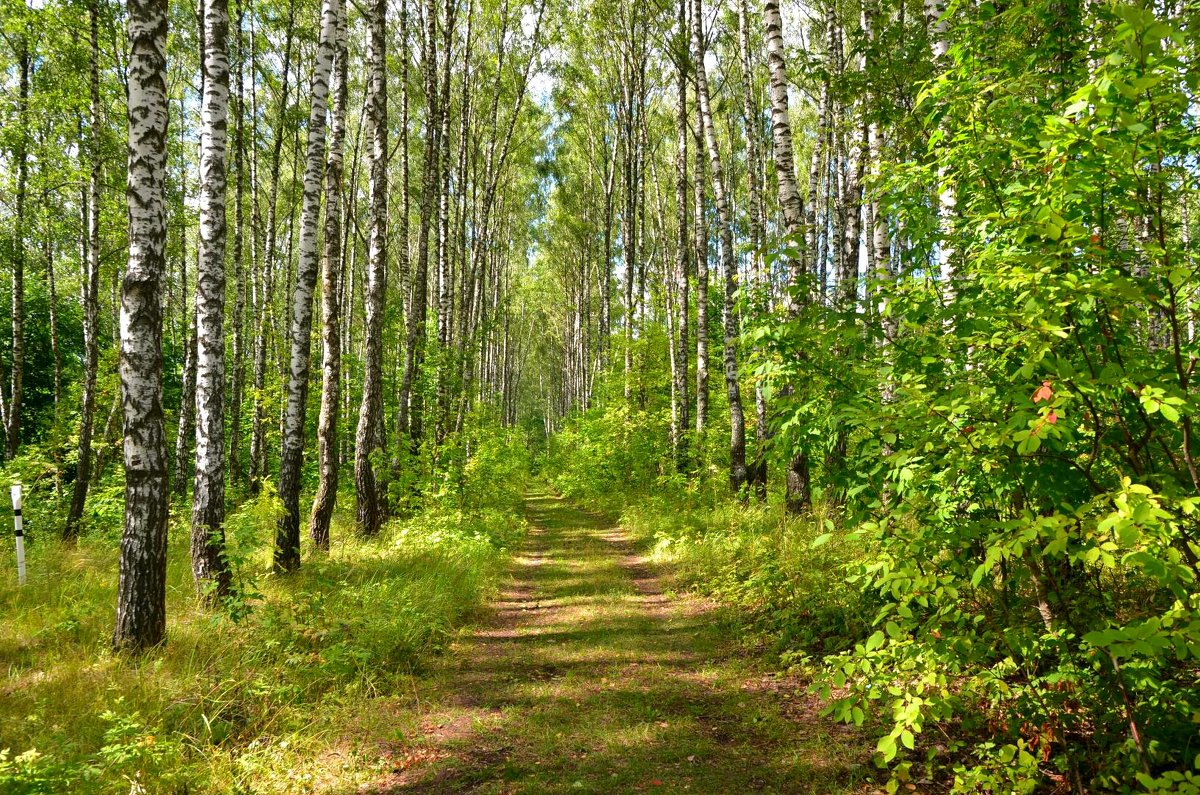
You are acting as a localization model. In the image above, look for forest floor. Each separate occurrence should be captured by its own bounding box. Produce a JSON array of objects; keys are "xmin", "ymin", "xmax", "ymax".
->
[{"xmin": 348, "ymin": 488, "xmax": 870, "ymax": 794}]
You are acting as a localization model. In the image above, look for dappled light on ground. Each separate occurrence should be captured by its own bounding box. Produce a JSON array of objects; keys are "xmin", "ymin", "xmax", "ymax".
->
[{"xmin": 352, "ymin": 490, "xmax": 866, "ymax": 794}]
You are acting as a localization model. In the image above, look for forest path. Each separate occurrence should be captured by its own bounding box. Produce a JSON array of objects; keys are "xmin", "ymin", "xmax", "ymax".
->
[{"xmin": 361, "ymin": 488, "xmax": 864, "ymax": 794}]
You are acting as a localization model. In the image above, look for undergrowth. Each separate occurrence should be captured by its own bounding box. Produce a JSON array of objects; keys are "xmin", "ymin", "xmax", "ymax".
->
[
  {"xmin": 619, "ymin": 490, "xmax": 870, "ymax": 666},
  {"xmin": 0, "ymin": 477, "xmax": 525, "ymax": 794},
  {"xmin": 546, "ymin": 417, "xmax": 870, "ymax": 673}
]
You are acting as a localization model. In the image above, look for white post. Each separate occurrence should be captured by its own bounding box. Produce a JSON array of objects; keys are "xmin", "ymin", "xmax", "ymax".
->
[{"xmin": 11, "ymin": 484, "xmax": 24, "ymax": 585}]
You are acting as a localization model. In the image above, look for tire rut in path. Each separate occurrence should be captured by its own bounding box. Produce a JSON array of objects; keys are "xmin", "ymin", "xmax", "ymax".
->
[{"xmin": 366, "ymin": 489, "xmax": 865, "ymax": 794}]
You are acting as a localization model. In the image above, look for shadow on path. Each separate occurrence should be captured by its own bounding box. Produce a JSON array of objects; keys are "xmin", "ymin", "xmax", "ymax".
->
[{"xmin": 353, "ymin": 488, "xmax": 867, "ymax": 794}]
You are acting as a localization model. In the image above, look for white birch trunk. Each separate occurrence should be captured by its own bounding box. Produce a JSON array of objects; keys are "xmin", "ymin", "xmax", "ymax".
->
[
  {"xmin": 672, "ymin": 0, "xmax": 690, "ymax": 472},
  {"xmin": 763, "ymin": 0, "xmax": 812, "ymax": 513},
  {"xmin": 191, "ymin": 0, "xmax": 233, "ymax": 602},
  {"xmin": 926, "ymin": 0, "xmax": 955, "ymax": 286},
  {"xmin": 114, "ymin": 0, "xmax": 171, "ymax": 651},
  {"xmin": 66, "ymin": 2, "xmax": 104, "ymax": 539},
  {"xmin": 355, "ymin": 0, "xmax": 388, "ymax": 536},
  {"xmin": 309, "ymin": 0, "xmax": 347, "ymax": 550},
  {"xmin": 274, "ymin": 0, "xmax": 338, "ymax": 572},
  {"xmin": 692, "ymin": 0, "xmax": 748, "ymax": 493}
]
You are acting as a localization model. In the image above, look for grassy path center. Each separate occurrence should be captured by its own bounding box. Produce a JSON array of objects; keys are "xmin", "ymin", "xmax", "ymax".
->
[{"xmin": 365, "ymin": 489, "xmax": 863, "ymax": 794}]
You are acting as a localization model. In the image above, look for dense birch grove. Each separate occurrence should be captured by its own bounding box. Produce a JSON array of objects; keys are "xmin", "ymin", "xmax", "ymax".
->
[{"xmin": 1, "ymin": 0, "xmax": 1199, "ymax": 788}]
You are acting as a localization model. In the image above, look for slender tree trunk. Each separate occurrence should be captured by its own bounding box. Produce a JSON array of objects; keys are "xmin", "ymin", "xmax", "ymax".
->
[
  {"xmin": 738, "ymin": 0, "xmax": 765, "ymax": 259},
  {"xmin": 926, "ymin": 0, "xmax": 955, "ymax": 286},
  {"xmin": 807, "ymin": 34, "xmax": 830, "ymax": 287},
  {"xmin": 113, "ymin": 0, "xmax": 170, "ymax": 652},
  {"xmin": 392, "ymin": 0, "xmax": 410, "ymax": 473},
  {"xmin": 738, "ymin": 0, "xmax": 768, "ymax": 499},
  {"xmin": 692, "ymin": 0, "xmax": 748, "ymax": 494},
  {"xmin": 825, "ymin": 6, "xmax": 863, "ymax": 504},
  {"xmin": 865, "ymin": 0, "xmax": 895, "ymax": 478},
  {"xmin": 866, "ymin": 0, "xmax": 892, "ymax": 310},
  {"xmin": 355, "ymin": 0, "xmax": 388, "ymax": 535},
  {"xmin": 191, "ymin": 0, "xmax": 233, "ymax": 603},
  {"xmin": 309, "ymin": 0, "xmax": 347, "ymax": 551},
  {"xmin": 839, "ymin": 126, "xmax": 865, "ymax": 308},
  {"xmin": 672, "ymin": 0, "xmax": 690, "ymax": 472},
  {"xmin": 621, "ymin": 52, "xmax": 636, "ymax": 402},
  {"xmin": 274, "ymin": 0, "xmax": 339, "ymax": 572},
  {"xmin": 7, "ymin": 37, "xmax": 29, "ymax": 459},
  {"xmin": 763, "ymin": 0, "xmax": 812, "ymax": 513},
  {"xmin": 93, "ymin": 389, "xmax": 121, "ymax": 484},
  {"xmin": 66, "ymin": 4, "xmax": 104, "ymax": 539},
  {"xmin": 277, "ymin": 132, "xmax": 301, "ymax": 453},
  {"xmin": 693, "ymin": 103, "xmax": 709, "ymax": 444},
  {"xmin": 44, "ymin": 230, "xmax": 61, "ymax": 412},
  {"xmin": 172, "ymin": 234, "xmax": 197, "ymax": 495},
  {"xmin": 228, "ymin": 0, "xmax": 247, "ymax": 487},
  {"xmin": 433, "ymin": 0, "xmax": 454, "ymax": 442},
  {"xmin": 338, "ymin": 191, "xmax": 356, "ymax": 469},
  {"xmin": 602, "ymin": 137, "xmax": 615, "ymax": 364},
  {"xmin": 400, "ymin": 0, "xmax": 438, "ymax": 453},
  {"xmin": 173, "ymin": 71, "xmax": 197, "ymax": 499},
  {"xmin": 763, "ymin": 0, "xmax": 804, "ymax": 272},
  {"xmin": 250, "ymin": 0, "xmax": 296, "ymax": 492}
]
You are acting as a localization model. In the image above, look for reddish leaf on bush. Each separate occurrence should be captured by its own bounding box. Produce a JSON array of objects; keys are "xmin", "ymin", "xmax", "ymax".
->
[{"xmin": 1033, "ymin": 381, "xmax": 1053, "ymax": 403}]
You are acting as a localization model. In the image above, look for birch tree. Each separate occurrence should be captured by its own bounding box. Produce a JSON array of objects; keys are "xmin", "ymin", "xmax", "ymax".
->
[
  {"xmin": 693, "ymin": 95, "xmax": 709, "ymax": 443},
  {"xmin": 274, "ymin": 0, "xmax": 339, "ymax": 572},
  {"xmin": 191, "ymin": 0, "xmax": 233, "ymax": 601},
  {"xmin": 671, "ymin": 0, "xmax": 690, "ymax": 471},
  {"xmin": 250, "ymin": 0, "xmax": 296, "ymax": 492},
  {"xmin": 691, "ymin": 0, "xmax": 748, "ymax": 493},
  {"xmin": 113, "ymin": 0, "xmax": 171, "ymax": 652},
  {"xmin": 355, "ymin": 0, "xmax": 388, "ymax": 536},
  {"xmin": 763, "ymin": 0, "xmax": 812, "ymax": 513},
  {"xmin": 4, "ymin": 27, "xmax": 30, "ymax": 460},
  {"xmin": 65, "ymin": 0, "xmax": 104, "ymax": 541},
  {"xmin": 309, "ymin": 0, "xmax": 348, "ymax": 551},
  {"xmin": 926, "ymin": 0, "xmax": 955, "ymax": 286},
  {"xmin": 228, "ymin": 0, "xmax": 247, "ymax": 485}
]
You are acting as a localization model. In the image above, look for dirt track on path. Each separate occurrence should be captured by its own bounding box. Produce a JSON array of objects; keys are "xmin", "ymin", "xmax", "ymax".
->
[{"xmin": 359, "ymin": 489, "xmax": 866, "ymax": 794}]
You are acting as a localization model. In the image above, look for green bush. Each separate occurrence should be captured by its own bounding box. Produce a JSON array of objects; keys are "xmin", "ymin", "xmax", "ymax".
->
[{"xmin": 753, "ymin": 4, "xmax": 1200, "ymax": 789}]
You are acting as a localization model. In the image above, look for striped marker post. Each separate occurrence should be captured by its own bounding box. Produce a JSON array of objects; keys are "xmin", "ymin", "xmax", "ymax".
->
[{"xmin": 11, "ymin": 484, "xmax": 24, "ymax": 585}]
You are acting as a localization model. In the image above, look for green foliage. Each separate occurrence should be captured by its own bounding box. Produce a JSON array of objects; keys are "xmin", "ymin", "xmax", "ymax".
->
[
  {"xmin": 422, "ymin": 403, "xmax": 532, "ymax": 517},
  {"xmin": 750, "ymin": 2, "xmax": 1200, "ymax": 788},
  {"xmin": 0, "ymin": 482, "xmax": 524, "ymax": 792},
  {"xmin": 623, "ymin": 492, "xmax": 869, "ymax": 663},
  {"xmin": 0, "ymin": 447, "xmax": 68, "ymax": 541},
  {"xmin": 547, "ymin": 399, "xmax": 673, "ymax": 510}
]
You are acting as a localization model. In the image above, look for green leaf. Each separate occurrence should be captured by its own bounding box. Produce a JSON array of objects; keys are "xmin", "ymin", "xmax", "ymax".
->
[
  {"xmin": 1017, "ymin": 434, "xmax": 1042, "ymax": 455},
  {"xmin": 877, "ymin": 733, "xmax": 897, "ymax": 762}
]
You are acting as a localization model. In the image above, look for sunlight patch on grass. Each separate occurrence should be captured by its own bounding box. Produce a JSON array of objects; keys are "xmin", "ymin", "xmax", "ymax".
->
[{"xmin": 0, "ymin": 497, "xmax": 523, "ymax": 793}]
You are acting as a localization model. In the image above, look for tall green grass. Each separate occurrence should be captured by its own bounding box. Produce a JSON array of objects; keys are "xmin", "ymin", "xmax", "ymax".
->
[
  {"xmin": 0, "ymin": 490, "xmax": 524, "ymax": 794},
  {"xmin": 617, "ymin": 490, "xmax": 871, "ymax": 667}
]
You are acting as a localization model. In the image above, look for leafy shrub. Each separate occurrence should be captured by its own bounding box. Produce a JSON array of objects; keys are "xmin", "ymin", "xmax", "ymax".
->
[{"xmin": 753, "ymin": 4, "xmax": 1200, "ymax": 789}]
